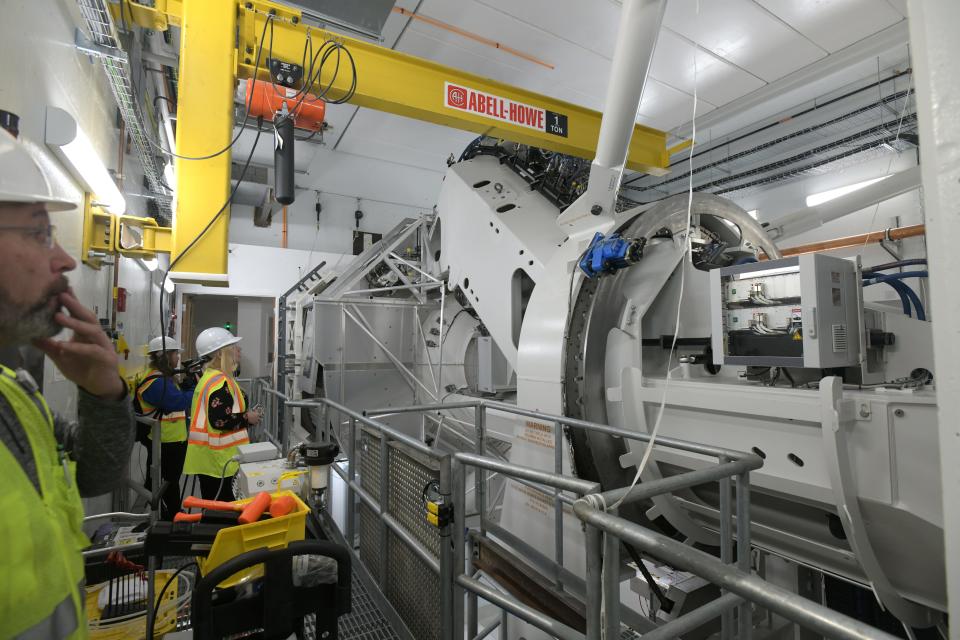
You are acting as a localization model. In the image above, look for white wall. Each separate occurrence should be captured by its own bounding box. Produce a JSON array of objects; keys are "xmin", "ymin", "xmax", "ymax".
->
[
  {"xmin": 236, "ymin": 298, "xmax": 272, "ymax": 378},
  {"xmin": 176, "ymin": 243, "xmax": 350, "ymax": 300},
  {"xmin": 0, "ymin": 0, "xmax": 162, "ymax": 409},
  {"xmin": 174, "ymin": 243, "xmax": 351, "ymax": 364},
  {"xmin": 229, "ymin": 144, "xmax": 442, "ymax": 254},
  {"xmin": 0, "ymin": 0, "xmax": 170, "ymax": 514}
]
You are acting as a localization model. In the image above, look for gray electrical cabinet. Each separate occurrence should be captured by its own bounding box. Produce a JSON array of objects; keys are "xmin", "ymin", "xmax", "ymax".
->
[{"xmin": 711, "ymin": 254, "xmax": 861, "ymax": 368}]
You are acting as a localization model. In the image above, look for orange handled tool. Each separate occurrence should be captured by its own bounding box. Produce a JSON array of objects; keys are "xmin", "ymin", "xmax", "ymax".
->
[
  {"xmin": 174, "ymin": 512, "xmax": 204, "ymax": 523},
  {"xmin": 238, "ymin": 492, "xmax": 272, "ymax": 524},
  {"xmin": 181, "ymin": 492, "xmax": 273, "ymax": 524},
  {"xmin": 173, "ymin": 511, "xmax": 241, "ymax": 524},
  {"xmin": 182, "ymin": 495, "xmax": 243, "ymax": 512},
  {"xmin": 268, "ymin": 495, "xmax": 297, "ymax": 517}
]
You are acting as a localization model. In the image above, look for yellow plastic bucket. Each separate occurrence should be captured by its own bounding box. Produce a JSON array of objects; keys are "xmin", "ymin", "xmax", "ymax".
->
[{"xmin": 200, "ymin": 490, "xmax": 308, "ymax": 587}]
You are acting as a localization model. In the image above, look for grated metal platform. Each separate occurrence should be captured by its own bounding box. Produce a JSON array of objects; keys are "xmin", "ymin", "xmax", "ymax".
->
[{"xmin": 338, "ymin": 571, "xmax": 401, "ymax": 640}]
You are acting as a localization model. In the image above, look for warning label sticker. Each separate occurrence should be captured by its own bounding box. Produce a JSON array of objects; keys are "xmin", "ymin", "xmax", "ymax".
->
[{"xmin": 444, "ymin": 82, "xmax": 568, "ymax": 138}]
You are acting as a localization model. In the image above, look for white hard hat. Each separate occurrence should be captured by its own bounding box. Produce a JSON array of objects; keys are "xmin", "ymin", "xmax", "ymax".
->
[
  {"xmin": 196, "ymin": 327, "xmax": 242, "ymax": 357},
  {"xmin": 147, "ymin": 336, "xmax": 181, "ymax": 354},
  {"xmin": 0, "ymin": 128, "xmax": 74, "ymax": 211}
]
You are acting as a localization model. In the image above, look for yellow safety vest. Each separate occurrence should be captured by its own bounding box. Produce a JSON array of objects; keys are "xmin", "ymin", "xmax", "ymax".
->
[
  {"xmin": 183, "ymin": 368, "xmax": 249, "ymax": 478},
  {"xmin": 0, "ymin": 365, "xmax": 88, "ymax": 639},
  {"xmin": 134, "ymin": 368, "xmax": 188, "ymax": 443}
]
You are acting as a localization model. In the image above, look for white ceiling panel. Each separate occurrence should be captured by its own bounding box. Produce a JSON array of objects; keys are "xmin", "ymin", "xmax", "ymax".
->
[
  {"xmin": 321, "ymin": 102, "xmax": 361, "ymax": 146},
  {"xmin": 754, "ymin": 0, "xmax": 903, "ymax": 53},
  {"xmin": 636, "ymin": 78, "xmax": 717, "ymax": 132},
  {"xmin": 548, "ymin": 82, "xmax": 604, "ymax": 113},
  {"xmin": 305, "ymin": 146, "xmax": 443, "ymax": 208},
  {"xmin": 377, "ymin": 0, "xmax": 420, "ymax": 47},
  {"xmin": 650, "ymin": 29, "xmax": 765, "ymax": 107},
  {"xmin": 884, "ymin": 0, "xmax": 908, "ymax": 19},
  {"xmin": 664, "ymin": 0, "xmax": 827, "ymax": 82},
  {"xmin": 286, "ymin": 0, "xmax": 911, "ymax": 201},
  {"xmin": 472, "ymin": 0, "xmax": 621, "ymax": 60},
  {"xmin": 398, "ymin": 27, "xmax": 546, "ymax": 92},
  {"xmin": 333, "ymin": 108, "xmax": 477, "ymax": 172},
  {"xmin": 402, "ymin": 0, "xmax": 615, "ymax": 104}
]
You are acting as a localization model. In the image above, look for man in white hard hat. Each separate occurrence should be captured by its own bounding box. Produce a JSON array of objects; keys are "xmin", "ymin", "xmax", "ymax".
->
[
  {"xmin": 0, "ymin": 125, "xmax": 134, "ymax": 637},
  {"xmin": 134, "ymin": 336, "xmax": 195, "ymax": 519}
]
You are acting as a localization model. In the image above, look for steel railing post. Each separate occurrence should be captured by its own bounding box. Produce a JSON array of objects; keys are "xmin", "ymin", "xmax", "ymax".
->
[
  {"xmin": 379, "ymin": 432, "xmax": 390, "ymax": 587},
  {"xmin": 440, "ymin": 455, "xmax": 455, "ymax": 640},
  {"xmin": 467, "ymin": 535, "xmax": 478, "ymax": 640},
  {"xmin": 585, "ymin": 523, "xmax": 603, "ymax": 639},
  {"xmin": 453, "ymin": 455, "xmax": 466, "ymax": 639},
  {"xmin": 602, "ymin": 512, "xmax": 621, "ymax": 638},
  {"xmin": 719, "ymin": 455, "xmax": 733, "ymax": 640},
  {"xmin": 475, "ymin": 403, "xmax": 486, "ymax": 534},
  {"xmin": 554, "ymin": 420, "xmax": 564, "ymax": 590},
  {"xmin": 738, "ymin": 471, "xmax": 753, "ymax": 640},
  {"xmin": 346, "ymin": 416, "xmax": 357, "ymax": 548}
]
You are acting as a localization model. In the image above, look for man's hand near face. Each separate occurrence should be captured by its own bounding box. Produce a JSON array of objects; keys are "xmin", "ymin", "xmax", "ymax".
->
[{"xmin": 33, "ymin": 289, "xmax": 125, "ymax": 400}]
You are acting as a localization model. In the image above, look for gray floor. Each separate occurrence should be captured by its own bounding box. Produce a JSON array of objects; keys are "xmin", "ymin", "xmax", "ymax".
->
[{"xmin": 337, "ymin": 571, "xmax": 401, "ymax": 640}]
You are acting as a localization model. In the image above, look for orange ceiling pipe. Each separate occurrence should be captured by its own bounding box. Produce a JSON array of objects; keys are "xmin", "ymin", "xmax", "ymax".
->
[
  {"xmin": 392, "ymin": 7, "xmax": 555, "ymax": 70},
  {"xmin": 765, "ymin": 224, "xmax": 925, "ymax": 259}
]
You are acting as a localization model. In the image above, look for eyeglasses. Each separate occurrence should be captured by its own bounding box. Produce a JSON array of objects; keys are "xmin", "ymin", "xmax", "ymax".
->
[{"xmin": 0, "ymin": 224, "xmax": 58, "ymax": 249}]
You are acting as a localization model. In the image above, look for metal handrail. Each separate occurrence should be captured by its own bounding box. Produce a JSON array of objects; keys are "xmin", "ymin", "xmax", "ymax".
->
[
  {"xmin": 573, "ymin": 499, "xmax": 901, "ymax": 640},
  {"xmin": 268, "ymin": 389, "xmax": 899, "ymax": 640},
  {"xmin": 457, "ymin": 575, "xmax": 585, "ymax": 640},
  {"xmin": 367, "ymin": 398, "xmax": 754, "ymax": 460}
]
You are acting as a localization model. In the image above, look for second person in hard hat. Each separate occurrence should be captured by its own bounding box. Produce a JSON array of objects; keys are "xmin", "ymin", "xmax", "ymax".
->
[
  {"xmin": 183, "ymin": 327, "xmax": 262, "ymax": 501},
  {"xmin": 134, "ymin": 336, "xmax": 196, "ymax": 519}
]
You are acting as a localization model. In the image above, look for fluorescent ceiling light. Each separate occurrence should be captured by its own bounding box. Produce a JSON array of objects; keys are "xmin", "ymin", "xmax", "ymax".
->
[
  {"xmin": 45, "ymin": 106, "xmax": 126, "ymax": 214},
  {"xmin": 163, "ymin": 162, "xmax": 176, "ymax": 194},
  {"xmin": 735, "ymin": 266, "xmax": 799, "ymax": 280},
  {"xmin": 805, "ymin": 175, "xmax": 891, "ymax": 208}
]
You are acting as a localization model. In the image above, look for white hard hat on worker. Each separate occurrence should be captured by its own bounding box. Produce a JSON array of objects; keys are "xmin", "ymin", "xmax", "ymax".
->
[
  {"xmin": 0, "ymin": 128, "xmax": 74, "ymax": 211},
  {"xmin": 196, "ymin": 327, "xmax": 242, "ymax": 358},
  {"xmin": 0, "ymin": 126, "xmax": 77, "ymax": 345},
  {"xmin": 148, "ymin": 336, "xmax": 182, "ymax": 354}
]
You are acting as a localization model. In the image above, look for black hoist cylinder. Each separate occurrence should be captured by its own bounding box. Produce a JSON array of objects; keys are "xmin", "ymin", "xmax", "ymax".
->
[{"xmin": 274, "ymin": 113, "xmax": 295, "ymax": 205}]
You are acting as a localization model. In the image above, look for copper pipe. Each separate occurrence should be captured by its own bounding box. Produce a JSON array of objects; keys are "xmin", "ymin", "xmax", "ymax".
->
[
  {"xmin": 764, "ymin": 224, "xmax": 925, "ymax": 259},
  {"xmin": 282, "ymin": 206, "xmax": 288, "ymax": 248},
  {"xmin": 392, "ymin": 7, "xmax": 555, "ymax": 70}
]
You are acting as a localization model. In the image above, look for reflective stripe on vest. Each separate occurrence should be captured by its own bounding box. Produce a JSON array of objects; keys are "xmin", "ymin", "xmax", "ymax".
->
[
  {"xmin": 135, "ymin": 369, "xmax": 187, "ymax": 443},
  {"xmin": 0, "ymin": 366, "xmax": 87, "ymax": 639},
  {"xmin": 188, "ymin": 369, "xmax": 249, "ymax": 451},
  {"xmin": 16, "ymin": 583, "xmax": 81, "ymax": 640}
]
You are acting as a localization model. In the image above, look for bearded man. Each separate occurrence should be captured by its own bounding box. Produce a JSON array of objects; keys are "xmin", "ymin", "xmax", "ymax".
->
[{"xmin": 0, "ymin": 125, "xmax": 133, "ymax": 638}]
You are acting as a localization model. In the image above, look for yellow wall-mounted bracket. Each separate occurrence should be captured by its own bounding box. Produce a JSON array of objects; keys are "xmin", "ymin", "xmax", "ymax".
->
[
  {"xmin": 81, "ymin": 195, "xmax": 173, "ymax": 267},
  {"xmin": 116, "ymin": 215, "xmax": 173, "ymax": 258},
  {"xmin": 81, "ymin": 194, "xmax": 116, "ymax": 270},
  {"xmin": 110, "ymin": 0, "xmax": 182, "ymax": 31}
]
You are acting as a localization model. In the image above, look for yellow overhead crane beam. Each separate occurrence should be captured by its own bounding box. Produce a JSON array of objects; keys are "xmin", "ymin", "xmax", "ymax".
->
[{"xmin": 115, "ymin": 0, "xmax": 670, "ymax": 284}]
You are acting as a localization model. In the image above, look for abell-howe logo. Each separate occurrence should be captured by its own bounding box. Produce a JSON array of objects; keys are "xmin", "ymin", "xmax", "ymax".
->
[{"xmin": 447, "ymin": 84, "xmax": 468, "ymax": 109}]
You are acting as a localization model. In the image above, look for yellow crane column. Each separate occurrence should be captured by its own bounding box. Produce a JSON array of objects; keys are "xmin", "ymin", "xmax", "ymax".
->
[{"xmin": 170, "ymin": 0, "xmax": 236, "ymax": 284}]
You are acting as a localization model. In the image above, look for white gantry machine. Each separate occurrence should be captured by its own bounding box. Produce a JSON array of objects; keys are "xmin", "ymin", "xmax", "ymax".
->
[{"xmin": 274, "ymin": 1, "xmax": 958, "ymax": 638}]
